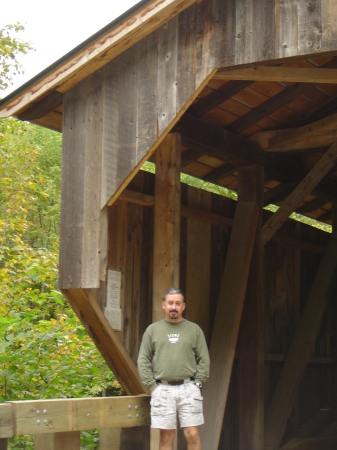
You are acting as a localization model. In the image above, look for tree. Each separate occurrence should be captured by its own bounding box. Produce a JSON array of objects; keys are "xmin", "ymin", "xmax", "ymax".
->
[
  {"xmin": 0, "ymin": 23, "xmax": 33, "ymax": 92},
  {"xmin": 0, "ymin": 26, "xmax": 122, "ymax": 450}
]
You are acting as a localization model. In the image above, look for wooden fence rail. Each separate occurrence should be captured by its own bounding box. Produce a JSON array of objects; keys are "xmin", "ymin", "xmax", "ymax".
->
[{"xmin": 0, "ymin": 395, "xmax": 150, "ymax": 449}]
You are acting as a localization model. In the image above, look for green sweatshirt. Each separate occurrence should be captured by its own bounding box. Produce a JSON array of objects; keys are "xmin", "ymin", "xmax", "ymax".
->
[{"xmin": 137, "ymin": 319, "xmax": 210, "ymax": 391}]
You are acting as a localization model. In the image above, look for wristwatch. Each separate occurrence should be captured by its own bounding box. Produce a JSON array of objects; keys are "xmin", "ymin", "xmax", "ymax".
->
[{"xmin": 194, "ymin": 382, "xmax": 202, "ymax": 389}]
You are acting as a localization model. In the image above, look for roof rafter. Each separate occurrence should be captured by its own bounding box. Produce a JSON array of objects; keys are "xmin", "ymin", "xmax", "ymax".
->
[
  {"xmin": 214, "ymin": 65, "xmax": 337, "ymax": 84},
  {"xmin": 174, "ymin": 113, "xmax": 337, "ymax": 201}
]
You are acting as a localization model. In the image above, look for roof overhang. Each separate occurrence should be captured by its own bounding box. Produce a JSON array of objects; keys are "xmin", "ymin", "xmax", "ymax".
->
[{"xmin": 0, "ymin": 0, "xmax": 196, "ymax": 123}]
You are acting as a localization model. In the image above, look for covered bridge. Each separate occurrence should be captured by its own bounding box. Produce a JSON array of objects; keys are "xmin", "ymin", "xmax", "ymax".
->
[{"xmin": 1, "ymin": 0, "xmax": 337, "ymax": 448}]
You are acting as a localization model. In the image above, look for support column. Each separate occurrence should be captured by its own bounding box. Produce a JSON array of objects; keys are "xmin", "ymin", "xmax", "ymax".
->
[
  {"xmin": 151, "ymin": 133, "xmax": 181, "ymax": 449},
  {"xmin": 152, "ymin": 133, "xmax": 181, "ymax": 320},
  {"xmin": 238, "ymin": 165, "xmax": 265, "ymax": 450},
  {"xmin": 34, "ymin": 432, "xmax": 80, "ymax": 450}
]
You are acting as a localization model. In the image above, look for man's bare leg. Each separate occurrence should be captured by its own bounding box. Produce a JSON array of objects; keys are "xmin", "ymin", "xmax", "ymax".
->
[
  {"xmin": 183, "ymin": 426, "xmax": 202, "ymax": 450},
  {"xmin": 160, "ymin": 429, "xmax": 175, "ymax": 450}
]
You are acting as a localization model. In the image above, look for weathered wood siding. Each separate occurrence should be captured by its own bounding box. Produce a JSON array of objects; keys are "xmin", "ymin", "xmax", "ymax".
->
[
  {"xmin": 59, "ymin": 73, "xmax": 107, "ymax": 289},
  {"xmin": 60, "ymin": 0, "xmax": 337, "ymax": 289}
]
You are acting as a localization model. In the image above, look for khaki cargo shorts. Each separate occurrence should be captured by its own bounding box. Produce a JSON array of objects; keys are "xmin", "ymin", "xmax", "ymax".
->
[{"xmin": 150, "ymin": 381, "xmax": 204, "ymax": 429}]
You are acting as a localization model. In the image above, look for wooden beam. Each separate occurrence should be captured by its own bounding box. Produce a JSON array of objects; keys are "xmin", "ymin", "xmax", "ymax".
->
[
  {"xmin": 228, "ymin": 83, "xmax": 313, "ymax": 135},
  {"xmin": 119, "ymin": 188, "xmax": 234, "ymax": 228},
  {"xmin": 199, "ymin": 200, "xmax": 259, "ymax": 449},
  {"xmin": 185, "ymin": 187, "xmax": 211, "ymax": 342},
  {"xmin": 153, "ymin": 133, "xmax": 181, "ymax": 321},
  {"xmin": 261, "ymin": 143, "xmax": 337, "ymax": 245},
  {"xmin": 188, "ymin": 80, "xmax": 253, "ymax": 117},
  {"xmin": 152, "ymin": 133, "xmax": 181, "ymax": 449},
  {"xmin": 17, "ymin": 91, "xmax": 63, "ymax": 121},
  {"xmin": 251, "ymin": 111, "xmax": 337, "ymax": 152},
  {"xmin": 0, "ymin": 404, "xmax": 12, "ymax": 439},
  {"xmin": 264, "ymin": 234, "xmax": 337, "ymax": 449},
  {"xmin": 61, "ymin": 288, "xmax": 147, "ymax": 396},
  {"xmin": 175, "ymin": 113, "xmax": 260, "ymax": 167},
  {"xmin": 175, "ymin": 113, "xmax": 337, "ymax": 202},
  {"xmin": 99, "ymin": 429, "xmax": 121, "ymax": 450},
  {"xmin": 202, "ymin": 163, "xmax": 237, "ymax": 182},
  {"xmin": 181, "ymin": 148, "xmax": 203, "ymax": 167},
  {"xmin": 8, "ymin": 396, "xmax": 149, "ymax": 436},
  {"xmin": 263, "ymin": 182, "xmax": 298, "ymax": 207},
  {"xmin": 34, "ymin": 432, "xmax": 80, "ymax": 450},
  {"xmin": 238, "ymin": 165, "xmax": 265, "ymax": 450},
  {"xmin": 296, "ymin": 198, "xmax": 329, "ymax": 214},
  {"xmin": 214, "ymin": 65, "xmax": 337, "ymax": 84}
]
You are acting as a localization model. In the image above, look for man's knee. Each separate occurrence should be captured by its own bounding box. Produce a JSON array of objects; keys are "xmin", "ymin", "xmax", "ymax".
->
[
  {"xmin": 160, "ymin": 428, "xmax": 175, "ymax": 445},
  {"xmin": 183, "ymin": 426, "xmax": 200, "ymax": 444}
]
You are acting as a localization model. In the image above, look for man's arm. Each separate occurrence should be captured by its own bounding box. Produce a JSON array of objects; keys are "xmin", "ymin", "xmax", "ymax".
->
[
  {"xmin": 137, "ymin": 327, "xmax": 157, "ymax": 391},
  {"xmin": 194, "ymin": 326, "xmax": 210, "ymax": 385}
]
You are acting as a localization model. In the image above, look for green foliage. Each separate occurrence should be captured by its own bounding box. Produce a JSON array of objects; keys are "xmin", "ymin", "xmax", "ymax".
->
[
  {"xmin": 0, "ymin": 23, "xmax": 33, "ymax": 92},
  {"xmin": 142, "ymin": 161, "xmax": 332, "ymax": 233},
  {"xmin": 0, "ymin": 118, "xmax": 123, "ymax": 450}
]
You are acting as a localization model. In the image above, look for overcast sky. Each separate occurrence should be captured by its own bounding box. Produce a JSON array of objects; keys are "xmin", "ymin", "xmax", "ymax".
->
[{"xmin": 1, "ymin": 0, "xmax": 140, "ymax": 97}]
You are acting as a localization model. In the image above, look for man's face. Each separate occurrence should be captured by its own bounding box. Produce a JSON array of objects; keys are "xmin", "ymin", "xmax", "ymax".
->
[{"xmin": 162, "ymin": 293, "xmax": 185, "ymax": 322}]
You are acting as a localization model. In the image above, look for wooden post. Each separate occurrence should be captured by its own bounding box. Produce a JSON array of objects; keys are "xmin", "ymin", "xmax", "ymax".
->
[
  {"xmin": 185, "ymin": 187, "xmax": 211, "ymax": 342},
  {"xmin": 152, "ymin": 133, "xmax": 181, "ymax": 449},
  {"xmin": 0, "ymin": 439, "xmax": 7, "ymax": 450},
  {"xmin": 34, "ymin": 432, "xmax": 80, "ymax": 450},
  {"xmin": 99, "ymin": 429, "xmax": 121, "ymax": 449},
  {"xmin": 152, "ymin": 133, "xmax": 181, "ymax": 320},
  {"xmin": 238, "ymin": 165, "xmax": 265, "ymax": 450},
  {"xmin": 200, "ymin": 195, "xmax": 259, "ymax": 449}
]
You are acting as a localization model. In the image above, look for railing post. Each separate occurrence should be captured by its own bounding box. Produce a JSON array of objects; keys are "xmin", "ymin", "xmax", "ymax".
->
[
  {"xmin": 0, "ymin": 438, "xmax": 7, "ymax": 450},
  {"xmin": 34, "ymin": 432, "xmax": 81, "ymax": 449}
]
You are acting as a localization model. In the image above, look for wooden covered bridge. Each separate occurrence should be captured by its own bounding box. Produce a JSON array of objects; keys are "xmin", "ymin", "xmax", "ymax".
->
[{"xmin": 2, "ymin": 0, "xmax": 337, "ymax": 448}]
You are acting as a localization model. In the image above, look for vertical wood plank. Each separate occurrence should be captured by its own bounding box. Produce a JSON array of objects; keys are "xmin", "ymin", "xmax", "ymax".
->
[
  {"xmin": 195, "ymin": 0, "xmax": 215, "ymax": 88},
  {"xmin": 158, "ymin": 16, "xmax": 178, "ymax": 136},
  {"xmin": 176, "ymin": 3, "xmax": 197, "ymax": 113},
  {"xmin": 59, "ymin": 72, "xmax": 103, "ymax": 289},
  {"xmin": 298, "ymin": 0, "xmax": 322, "ymax": 55},
  {"xmin": 322, "ymin": 0, "xmax": 337, "ymax": 51},
  {"xmin": 275, "ymin": 0, "xmax": 298, "ymax": 58},
  {"xmin": 0, "ymin": 439, "xmax": 7, "ymax": 450},
  {"xmin": 136, "ymin": 31, "xmax": 158, "ymax": 164},
  {"xmin": 252, "ymin": 0, "xmax": 275, "ymax": 61},
  {"xmin": 101, "ymin": 59, "xmax": 119, "ymax": 208},
  {"xmin": 235, "ymin": 0, "xmax": 254, "ymax": 64},
  {"xmin": 215, "ymin": 0, "xmax": 236, "ymax": 67},
  {"xmin": 59, "ymin": 85, "xmax": 85, "ymax": 289},
  {"xmin": 82, "ymin": 73, "xmax": 103, "ymax": 287},
  {"xmin": 238, "ymin": 165, "xmax": 265, "ymax": 450},
  {"xmin": 199, "ymin": 200, "xmax": 259, "ymax": 450},
  {"xmin": 152, "ymin": 133, "xmax": 182, "ymax": 322},
  {"xmin": 117, "ymin": 45, "xmax": 138, "ymax": 186},
  {"xmin": 185, "ymin": 187, "xmax": 211, "ymax": 343}
]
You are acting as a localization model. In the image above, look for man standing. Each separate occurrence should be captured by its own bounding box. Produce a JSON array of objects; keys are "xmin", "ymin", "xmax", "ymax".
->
[{"xmin": 137, "ymin": 287, "xmax": 210, "ymax": 450}]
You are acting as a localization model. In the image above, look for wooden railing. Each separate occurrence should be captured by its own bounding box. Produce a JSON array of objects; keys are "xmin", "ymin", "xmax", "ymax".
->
[{"xmin": 0, "ymin": 395, "xmax": 150, "ymax": 449}]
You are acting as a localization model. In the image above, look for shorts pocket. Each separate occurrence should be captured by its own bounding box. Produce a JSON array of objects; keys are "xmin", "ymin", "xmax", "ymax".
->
[
  {"xmin": 150, "ymin": 398, "xmax": 163, "ymax": 416},
  {"xmin": 191, "ymin": 395, "xmax": 203, "ymax": 414}
]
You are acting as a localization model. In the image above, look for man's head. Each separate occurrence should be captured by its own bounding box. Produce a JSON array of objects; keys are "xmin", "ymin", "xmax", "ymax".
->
[{"xmin": 162, "ymin": 287, "xmax": 185, "ymax": 322}]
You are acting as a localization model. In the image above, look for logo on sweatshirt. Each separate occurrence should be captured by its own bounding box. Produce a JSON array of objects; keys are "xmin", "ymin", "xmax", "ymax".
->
[{"xmin": 168, "ymin": 333, "xmax": 179, "ymax": 343}]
